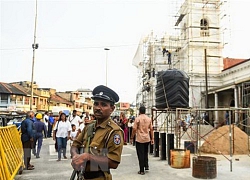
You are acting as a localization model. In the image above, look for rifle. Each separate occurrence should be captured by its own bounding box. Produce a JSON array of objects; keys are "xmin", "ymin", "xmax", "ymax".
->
[
  {"xmin": 70, "ymin": 147, "xmax": 84, "ymax": 180},
  {"xmin": 70, "ymin": 122, "xmax": 96, "ymax": 180}
]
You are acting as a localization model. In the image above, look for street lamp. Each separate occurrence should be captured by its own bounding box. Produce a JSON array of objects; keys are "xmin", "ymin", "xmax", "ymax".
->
[
  {"xmin": 30, "ymin": 0, "xmax": 38, "ymax": 110},
  {"xmin": 104, "ymin": 48, "xmax": 110, "ymax": 86}
]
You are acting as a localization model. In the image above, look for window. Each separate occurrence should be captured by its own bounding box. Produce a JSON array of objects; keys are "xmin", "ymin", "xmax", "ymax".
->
[
  {"xmin": 0, "ymin": 94, "xmax": 8, "ymax": 104},
  {"xmin": 16, "ymin": 95, "xmax": 23, "ymax": 105},
  {"xmin": 200, "ymin": 18, "xmax": 209, "ymax": 36},
  {"xmin": 10, "ymin": 95, "xmax": 16, "ymax": 103},
  {"xmin": 33, "ymin": 97, "xmax": 36, "ymax": 105},
  {"xmin": 25, "ymin": 97, "xmax": 29, "ymax": 105},
  {"xmin": 200, "ymin": 19, "xmax": 208, "ymax": 30},
  {"xmin": 1, "ymin": 94, "xmax": 8, "ymax": 100}
]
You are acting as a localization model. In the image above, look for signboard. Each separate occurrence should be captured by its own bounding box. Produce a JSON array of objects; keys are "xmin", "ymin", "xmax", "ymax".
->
[{"xmin": 120, "ymin": 102, "xmax": 130, "ymax": 110}]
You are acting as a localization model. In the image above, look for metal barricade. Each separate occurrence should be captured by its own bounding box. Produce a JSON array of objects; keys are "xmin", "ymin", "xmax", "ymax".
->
[{"xmin": 0, "ymin": 125, "xmax": 23, "ymax": 180}]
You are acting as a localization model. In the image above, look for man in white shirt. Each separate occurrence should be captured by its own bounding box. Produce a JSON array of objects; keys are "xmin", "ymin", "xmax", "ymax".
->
[
  {"xmin": 43, "ymin": 111, "xmax": 49, "ymax": 134},
  {"xmin": 67, "ymin": 110, "xmax": 81, "ymax": 131}
]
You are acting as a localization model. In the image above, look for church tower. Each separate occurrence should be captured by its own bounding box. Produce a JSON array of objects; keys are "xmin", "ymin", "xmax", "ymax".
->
[{"xmin": 175, "ymin": 0, "xmax": 225, "ymax": 107}]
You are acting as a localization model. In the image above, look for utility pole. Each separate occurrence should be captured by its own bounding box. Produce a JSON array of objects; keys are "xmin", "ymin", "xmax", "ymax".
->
[
  {"xmin": 204, "ymin": 49, "xmax": 208, "ymax": 109},
  {"xmin": 104, "ymin": 48, "xmax": 110, "ymax": 86},
  {"xmin": 30, "ymin": 0, "xmax": 39, "ymax": 110}
]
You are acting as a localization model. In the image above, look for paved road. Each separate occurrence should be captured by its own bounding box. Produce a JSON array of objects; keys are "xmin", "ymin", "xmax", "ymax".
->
[{"xmin": 14, "ymin": 138, "xmax": 250, "ymax": 180}]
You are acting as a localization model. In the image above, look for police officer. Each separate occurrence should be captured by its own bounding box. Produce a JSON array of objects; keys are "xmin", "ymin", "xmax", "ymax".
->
[{"xmin": 70, "ymin": 85, "xmax": 124, "ymax": 180}]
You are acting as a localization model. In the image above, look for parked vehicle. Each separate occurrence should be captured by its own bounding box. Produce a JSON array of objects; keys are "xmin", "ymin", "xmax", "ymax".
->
[
  {"xmin": 7, "ymin": 115, "xmax": 26, "ymax": 130},
  {"xmin": 0, "ymin": 111, "xmax": 26, "ymax": 127}
]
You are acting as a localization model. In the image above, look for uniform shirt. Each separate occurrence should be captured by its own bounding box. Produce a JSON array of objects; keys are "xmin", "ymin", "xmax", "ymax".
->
[
  {"xmin": 54, "ymin": 121, "xmax": 72, "ymax": 138},
  {"xmin": 34, "ymin": 120, "xmax": 47, "ymax": 137},
  {"xmin": 72, "ymin": 118, "xmax": 124, "ymax": 170},
  {"xmin": 133, "ymin": 114, "xmax": 152, "ymax": 143}
]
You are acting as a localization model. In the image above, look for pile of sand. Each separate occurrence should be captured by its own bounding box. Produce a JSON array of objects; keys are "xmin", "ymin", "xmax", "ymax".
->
[{"xmin": 199, "ymin": 125, "xmax": 249, "ymax": 155}]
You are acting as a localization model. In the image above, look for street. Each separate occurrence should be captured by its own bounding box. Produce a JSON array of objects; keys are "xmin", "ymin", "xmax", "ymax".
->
[{"xmin": 14, "ymin": 138, "xmax": 250, "ymax": 180}]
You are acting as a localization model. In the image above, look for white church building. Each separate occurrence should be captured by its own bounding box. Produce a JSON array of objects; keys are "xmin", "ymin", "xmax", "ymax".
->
[{"xmin": 132, "ymin": 0, "xmax": 250, "ymax": 128}]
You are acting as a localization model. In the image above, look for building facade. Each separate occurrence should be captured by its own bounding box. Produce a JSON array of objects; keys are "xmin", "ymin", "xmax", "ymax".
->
[{"xmin": 132, "ymin": 0, "xmax": 250, "ymax": 127}]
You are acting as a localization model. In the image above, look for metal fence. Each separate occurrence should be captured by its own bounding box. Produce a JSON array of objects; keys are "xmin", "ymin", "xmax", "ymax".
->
[{"xmin": 0, "ymin": 125, "xmax": 23, "ymax": 180}]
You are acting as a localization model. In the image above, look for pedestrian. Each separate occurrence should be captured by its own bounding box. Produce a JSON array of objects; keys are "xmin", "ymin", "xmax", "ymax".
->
[
  {"xmin": 128, "ymin": 118, "xmax": 133, "ymax": 142},
  {"xmin": 47, "ymin": 112, "xmax": 54, "ymax": 138},
  {"xmin": 120, "ymin": 112, "xmax": 128, "ymax": 145},
  {"xmin": 53, "ymin": 112, "xmax": 71, "ymax": 161},
  {"xmin": 69, "ymin": 124, "xmax": 77, "ymax": 147},
  {"xmin": 68, "ymin": 109, "xmax": 81, "ymax": 131},
  {"xmin": 130, "ymin": 106, "xmax": 154, "ymax": 175},
  {"xmin": 55, "ymin": 111, "xmax": 63, "ymax": 152},
  {"xmin": 21, "ymin": 111, "xmax": 36, "ymax": 170},
  {"xmin": 43, "ymin": 111, "xmax": 49, "ymax": 132},
  {"xmin": 77, "ymin": 116, "xmax": 88, "ymax": 136},
  {"xmin": 70, "ymin": 85, "xmax": 124, "ymax": 180},
  {"xmin": 33, "ymin": 113, "xmax": 47, "ymax": 158},
  {"xmin": 89, "ymin": 114, "xmax": 96, "ymax": 121}
]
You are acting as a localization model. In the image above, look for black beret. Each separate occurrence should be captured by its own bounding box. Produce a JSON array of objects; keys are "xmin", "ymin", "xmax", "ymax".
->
[{"xmin": 91, "ymin": 85, "xmax": 119, "ymax": 103}]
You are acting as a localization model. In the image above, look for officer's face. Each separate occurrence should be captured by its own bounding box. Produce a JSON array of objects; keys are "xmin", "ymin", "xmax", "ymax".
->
[{"xmin": 93, "ymin": 100, "xmax": 114, "ymax": 120}]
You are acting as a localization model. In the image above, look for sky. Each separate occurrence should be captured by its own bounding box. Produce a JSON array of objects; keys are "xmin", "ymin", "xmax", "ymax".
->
[{"xmin": 0, "ymin": 0, "xmax": 250, "ymax": 104}]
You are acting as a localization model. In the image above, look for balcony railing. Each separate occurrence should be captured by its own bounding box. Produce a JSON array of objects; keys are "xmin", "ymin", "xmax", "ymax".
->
[
  {"xmin": 0, "ymin": 100, "xmax": 8, "ymax": 104},
  {"xmin": 10, "ymin": 101, "xmax": 24, "ymax": 105},
  {"xmin": 37, "ymin": 104, "xmax": 48, "ymax": 111}
]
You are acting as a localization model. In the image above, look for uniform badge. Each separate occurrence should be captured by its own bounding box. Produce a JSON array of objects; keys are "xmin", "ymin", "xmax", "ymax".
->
[{"xmin": 114, "ymin": 134, "xmax": 121, "ymax": 145}]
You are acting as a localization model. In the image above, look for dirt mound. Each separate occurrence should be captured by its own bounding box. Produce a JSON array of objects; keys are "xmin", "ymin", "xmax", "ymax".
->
[
  {"xmin": 199, "ymin": 125, "xmax": 249, "ymax": 155},
  {"xmin": 181, "ymin": 125, "xmax": 214, "ymax": 140}
]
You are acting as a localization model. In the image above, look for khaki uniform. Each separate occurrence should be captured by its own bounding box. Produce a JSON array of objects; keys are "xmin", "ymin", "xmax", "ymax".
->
[{"xmin": 72, "ymin": 118, "xmax": 124, "ymax": 180}]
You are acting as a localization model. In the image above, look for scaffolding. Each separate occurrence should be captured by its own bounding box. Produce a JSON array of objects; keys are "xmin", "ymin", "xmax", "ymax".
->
[{"xmin": 152, "ymin": 106, "xmax": 250, "ymax": 172}]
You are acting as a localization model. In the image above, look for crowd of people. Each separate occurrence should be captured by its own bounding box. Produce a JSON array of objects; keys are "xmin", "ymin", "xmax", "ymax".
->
[
  {"xmin": 20, "ymin": 85, "xmax": 155, "ymax": 179},
  {"xmin": 112, "ymin": 114, "xmax": 135, "ymax": 145},
  {"xmin": 20, "ymin": 109, "xmax": 96, "ymax": 170}
]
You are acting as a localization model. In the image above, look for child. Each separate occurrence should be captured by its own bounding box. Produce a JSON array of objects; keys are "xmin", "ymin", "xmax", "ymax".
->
[{"xmin": 69, "ymin": 124, "xmax": 77, "ymax": 147}]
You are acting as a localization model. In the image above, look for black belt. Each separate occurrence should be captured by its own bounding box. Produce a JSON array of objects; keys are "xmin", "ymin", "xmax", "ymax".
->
[{"xmin": 83, "ymin": 171, "xmax": 105, "ymax": 179}]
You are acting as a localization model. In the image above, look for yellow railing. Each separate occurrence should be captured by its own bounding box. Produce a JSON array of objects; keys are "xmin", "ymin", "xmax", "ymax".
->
[{"xmin": 0, "ymin": 125, "xmax": 23, "ymax": 180}]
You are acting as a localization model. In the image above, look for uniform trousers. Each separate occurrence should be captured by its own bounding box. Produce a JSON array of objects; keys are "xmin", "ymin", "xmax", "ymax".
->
[
  {"xmin": 135, "ymin": 141, "xmax": 149, "ymax": 172},
  {"xmin": 33, "ymin": 132, "xmax": 43, "ymax": 157}
]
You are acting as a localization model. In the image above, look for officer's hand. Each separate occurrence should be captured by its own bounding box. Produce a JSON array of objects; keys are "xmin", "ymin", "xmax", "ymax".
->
[{"xmin": 71, "ymin": 153, "xmax": 90, "ymax": 171}]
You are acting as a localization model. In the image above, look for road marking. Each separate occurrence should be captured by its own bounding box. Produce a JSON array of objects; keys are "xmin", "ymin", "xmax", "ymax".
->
[
  {"xmin": 48, "ymin": 158, "xmax": 69, "ymax": 161},
  {"xmin": 49, "ymin": 145, "xmax": 58, "ymax": 156},
  {"xmin": 121, "ymin": 154, "xmax": 132, "ymax": 157}
]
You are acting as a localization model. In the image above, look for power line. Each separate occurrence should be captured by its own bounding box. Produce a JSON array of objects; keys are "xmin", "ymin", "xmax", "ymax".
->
[{"xmin": 0, "ymin": 43, "xmax": 139, "ymax": 51}]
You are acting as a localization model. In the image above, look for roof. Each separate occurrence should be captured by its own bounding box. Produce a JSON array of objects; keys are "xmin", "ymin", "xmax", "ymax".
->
[
  {"xmin": 76, "ymin": 88, "xmax": 92, "ymax": 92},
  {"xmin": 0, "ymin": 82, "xmax": 27, "ymax": 95},
  {"xmin": 11, "ymin": 83, "xmax": 39, "ymax": 97},
  {"xmin": 50, "ymin": 94, "xmax": 73, "ymax": 105},
  {"xmin": 223, "ymin": 58, "xmax": 249, "ymax": 71}
]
